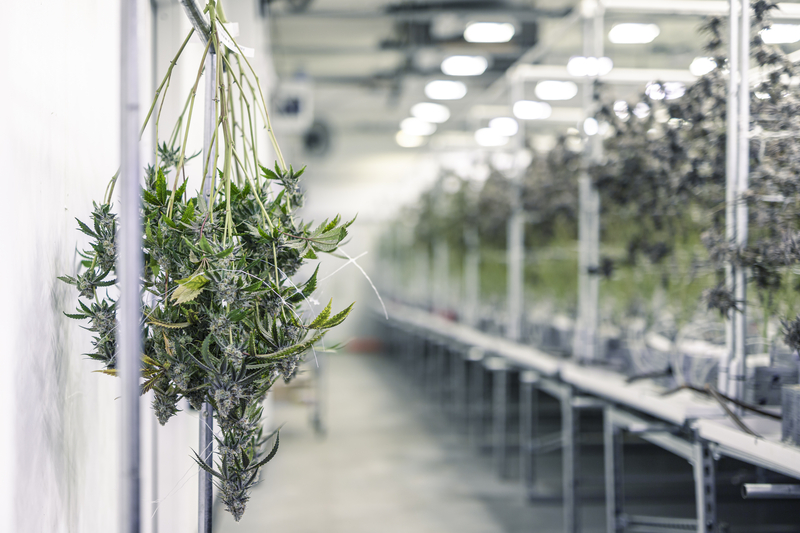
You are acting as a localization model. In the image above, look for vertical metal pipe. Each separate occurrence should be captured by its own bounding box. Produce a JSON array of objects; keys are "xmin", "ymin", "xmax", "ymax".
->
[
  {"xmin": 561, "ymin": 387, "xmax": 579, "ymax": 533},
  {"xmin": 506, "ymin": 79, "xmax": 526, "ymax": 342},
  {"xmin": 198, "ymin": 403, "xmax": 214, "ymax": 533},
  {"xmin": 604, "ymin": 409, "xmax": 625, "ymax": 533},
  {"xmin": 463, "ymin": 227, "xmax": 480, "ymax": 328},
  {"xmin": 149, "ymin": 3, "xmax": 160, "ymax": 531},
  {"xmin": 433, "ymin": 239, "xmax": 450, "ymax": 314},
  {"xmin": 575, "ymin": 0, "xmax": 603, "ymax": 362},
  {"xmin": 492, "ymin": 362, "xmax": 509, "ymax": 477},
  {"xmin": 692, "ymin": 440, "xmax": 717, "ymax": 533},
  {"xmin": 519, "ymin": 370, "xmax": 538, "ymax": 488},
  {"xmin": 198, "ymin": 46, "xmax": 217, "ymax": 533},
  {"xmin": 507, "ymin": 208, "xmax": 524, "ymax": 341},
  {"xmin": 721, "ymin": 0, "xmax": 741, "ymax": 395},
  {"xmin": 120, "ymin": 0, "xmax": 142, "ymax": 531},
  {"xmin": 732, "ymin": 0, "xmax": 751, "ymax": 407}
]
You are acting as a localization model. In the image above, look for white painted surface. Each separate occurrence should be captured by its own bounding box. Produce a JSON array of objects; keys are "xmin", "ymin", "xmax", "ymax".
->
[{"xmin": 0, "ymin": 1, "xmax": 276, "ymax": 532}]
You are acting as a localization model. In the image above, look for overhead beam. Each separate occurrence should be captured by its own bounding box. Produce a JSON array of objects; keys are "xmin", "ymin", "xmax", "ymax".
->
[
  {"xmin": 510, "ymin": 64, "xmax": 697, "ymax": 84},
  {"xmin": 602, "ymin": 0, "xmax": 800, "ymax": 19},
  {"xmin": 271, "ymin": 6, "xmax": 571, "ymax": 21}
]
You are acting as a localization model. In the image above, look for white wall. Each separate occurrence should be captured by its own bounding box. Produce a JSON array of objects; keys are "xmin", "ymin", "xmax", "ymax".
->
[{"xmin": 0, "ymin": 1, "xmax": 273, "ymax": 532}]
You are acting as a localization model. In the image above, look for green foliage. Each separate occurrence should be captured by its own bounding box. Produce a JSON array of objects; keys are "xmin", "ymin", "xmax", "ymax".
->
[{"xmin": 60, "ymin": 3, "xmax": 353, "ymax": 521}]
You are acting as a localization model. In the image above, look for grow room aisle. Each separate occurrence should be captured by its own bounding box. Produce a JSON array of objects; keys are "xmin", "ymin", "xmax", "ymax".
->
[{"xmin": 212, "ymin": 351, "xmax": 566, "ymax": 533}]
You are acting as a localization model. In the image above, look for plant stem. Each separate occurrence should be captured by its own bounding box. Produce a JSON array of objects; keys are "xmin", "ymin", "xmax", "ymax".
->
[
  {"xmin": 169, "ymin": 89, "xmax": 194, "ymax": 149},
  {"xmin": 141, "ymin": 28, "xmax": 194, "ymax": 140},
  {"xmin": 226, "ymin": 63, "xmax": 242, "ymax": 187},
  {"xmin": 231, "ymin": 147, "xmax": 271, "ymax": 229},
  {"xmin": 154, "ymin": 71, "xmax": 172, "ymax": 172},
  {"xmin": 232, "ymin": 56, "xmax": 261, "ymax": 193},
  {"xmin": 105, "ymin": 168, "xmax": 121, "ymax": 205},
  {"xmin": 218, "ymin": 23, "xmax": 287, "ymax": 172},
  {"xmin": 167, "ymin": 37, "xmax": 212, "ymax": 219}
]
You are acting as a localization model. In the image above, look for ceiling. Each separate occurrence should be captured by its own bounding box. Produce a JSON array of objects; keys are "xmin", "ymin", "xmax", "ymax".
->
[{"xmin": 261, "ymin": 0, "xmax": 800, "ymax": 223}]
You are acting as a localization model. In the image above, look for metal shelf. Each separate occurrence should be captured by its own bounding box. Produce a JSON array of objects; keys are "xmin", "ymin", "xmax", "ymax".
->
[{"xmin": 380, "ymin": 302, "xmax": 800, "ymax": 533}]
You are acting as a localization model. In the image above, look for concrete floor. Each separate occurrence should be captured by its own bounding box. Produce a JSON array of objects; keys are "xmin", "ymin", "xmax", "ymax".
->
[
  {"xmin": 214, "ymin": 352, "xmax": 573, "ymax": 533},
  {"xmin": 211, "ymin": 350, "xmax": 800, "ymax": 533}
]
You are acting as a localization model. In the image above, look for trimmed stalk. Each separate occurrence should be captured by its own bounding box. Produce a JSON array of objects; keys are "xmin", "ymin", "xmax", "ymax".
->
[
  {"xmin": 140, "ymin": 28, "xmax": 194, "ymax": 140},
  {"xmin": 167, "ymin": 37, "xmax": 212, "ymax": 218}
]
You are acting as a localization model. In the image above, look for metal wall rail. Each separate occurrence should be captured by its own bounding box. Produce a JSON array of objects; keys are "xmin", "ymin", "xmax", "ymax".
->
[{"xmin": 120, "ymin": 0, "xmax": 142, "ymax": 531}]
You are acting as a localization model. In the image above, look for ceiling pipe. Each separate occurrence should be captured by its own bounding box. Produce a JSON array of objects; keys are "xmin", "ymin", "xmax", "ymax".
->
[
  {"xmin": 511, "ymin": 65, "xmax": 697, "ymax": 84},
  {"xmin": 601, "ymin": 0, "xmax": 800, "ymax": 19}
]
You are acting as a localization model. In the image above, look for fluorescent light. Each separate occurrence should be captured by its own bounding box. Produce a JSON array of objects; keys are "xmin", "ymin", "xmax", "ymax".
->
[
  {"xmin": 441, "ymin": 55, "xmax": 488, "ymax": 76},
  {"xmin": 475, "ymin": 128, "xmax": 509, "ymax": 147},
  {"xmin": 689, "ymin": 57, "xmax": 716, "ymax": 76},
  {"xmin": 583, "ymin": 118, "xmax": 599, "ymax": 136},
  {"xmin": 512, "ymin": 100, "xmax": 552, "ymax": 120},
  {"xmin": 645, "ymin": 81, "xmax": 685, "ymax": 101},
  {"xmin": 488, "ymin": 117, "xmax": 519, "ymax": 136},
  {"xmin": 464, "ymin": 22, "xmax": 515, "ymax": 43},
  {"xmin": 760, "ymin": 24, "xmax": 800, "ymax": 44},
  {"xmin": 535, "ymin": 80, "xmax": 578, "ymax": 101},
  {"xmin": 400, "ymin": 117, "xmax": 436, "ymax": 136},
  {"xmin": 608, "ymin": 23, "xmax": 660, "ymax": 44},
  {"xmin": 425, "ymin": 80, "xmax": 467, "ymax": 100},
  {"xmin": 411, "ymin": 102, "xmax": 450, "ymax": 123},
  {"xmin": 396, "ymin": 131, "xmax": 425, "ymax": 148},
  {"xmin": 566, "ymin": 56, "xmax": 613, "ymax": 77}
]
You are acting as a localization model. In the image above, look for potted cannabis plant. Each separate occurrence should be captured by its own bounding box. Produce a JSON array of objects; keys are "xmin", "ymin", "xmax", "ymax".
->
[{"xmin": 60, "ymin": 0, "xmax": 352, "ymax": 521}]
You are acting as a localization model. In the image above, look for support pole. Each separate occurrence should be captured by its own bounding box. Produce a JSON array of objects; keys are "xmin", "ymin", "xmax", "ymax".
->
[
  {"xmin": 731, "ymin": 0, "xmax": 751, "ymax": 409},
  {"xmin": 506, "ymin": 79, "xmax": 526, "ymax": 342},
  {"xmin": 574, "ymin": 0, "xmax": 602, "ymax": 362},
  {"xmin": 604, "ymin": 408, "xmax": 625, "ymax": 533},
  {"xmin": 507, "ymin": 206, "xmax": 524, "ymax": 341},
  {"xmin": 198, "ymin": 43, "xmax": 217, "ymax": 533},
  {"xmin": 120, "ymin": 0, "xmax": 142, "ymax": 531},
  {"xmin": 519, "ymin": 370, "xmax": 539, "ymax": 490},
  {"xmin": 692, "ymin": 440, "xmax": 717, "ymax": 533},
  {"xmin": 198, "ymin": 403, "xmax": 214, "ymax": 533},
  {"xmin": 463, "ymin": 227, "xmax": 480, "ymax": 328},
  {"xmin": 720, "ymin": 0, "xmax": 739, "ymax": 395},
  {"xmin": 561, "ymin": 386, "xmax": 579, "ymax": 533}
]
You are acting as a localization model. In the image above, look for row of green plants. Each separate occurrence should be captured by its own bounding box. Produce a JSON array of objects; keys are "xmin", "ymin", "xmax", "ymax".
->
[
  {"xmin": 389, "ymin": 1, "xmax": 800, "ymax": 358},
  {"xmin": 60, "ymin": 0, "xmax": 352, "ymax": 521}
]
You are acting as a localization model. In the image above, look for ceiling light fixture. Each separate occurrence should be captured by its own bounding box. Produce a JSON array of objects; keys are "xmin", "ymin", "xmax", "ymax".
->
[
  {"xmin": 488, "ymin": 117, "xmax": 519, "ymax": 136},
  {"xmin": 608, "ymin": 23, "xmax": 660, "ymax": 44},
  {"xmin": 441, "ymin": 55, "xmax": 488, "ymax": 76},
  {"xmin": 411, "ymin": 102, "xmax": 451, "ymax": 123},
  {"xmin": 583, "ymin": 118, "xmax": 599, "ymax": 136},
  {"xmin": 464, "ymin": 22, "xmax": 515, "ymax": 43},
  {"xmin": 475, "ymin": 128, "xmax": 509, "ymax": 147},
  {"xmin": 425, "ymin": 80, "xmax": 467, "ymax": 100},
  {"xmin": 512, "ymin": 100, "xmax": 552, "ymax": 120},
  {"xmin": 535, "ymin": 80, "xmax": 579, "ymax": 101},
  {"xmin": 396, "ymin": 131, "xmax": 426, "ymax": 148},
  {"xmin": 689, "ymin": 57, "xmax": 716, "ymax": 76},
  {"xmin": 760, "ymin": 24, "xmax": 800, "ymax": 44},
  {"xmin": 400, "ymin": 117, "xmax": 437, "ymax": 136},
  {"xmin": 566, "ymin": 56, "xmax": 613, "ymax": 77}
]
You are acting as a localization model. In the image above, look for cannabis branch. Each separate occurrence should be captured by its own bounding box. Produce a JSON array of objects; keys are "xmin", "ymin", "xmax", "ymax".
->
[{"xmin": 60, "ymin": 0, "xmax": 353, "ymax": 521}]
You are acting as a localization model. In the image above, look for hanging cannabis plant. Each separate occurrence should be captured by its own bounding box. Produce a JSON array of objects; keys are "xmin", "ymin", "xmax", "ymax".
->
[
  {"xmin": 592, "ymin": 1, "xmax": 800, "ymax": 349},
  {"xmin": 59, "ymin": 0, "xmax": 353, "ymax": 521}
]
